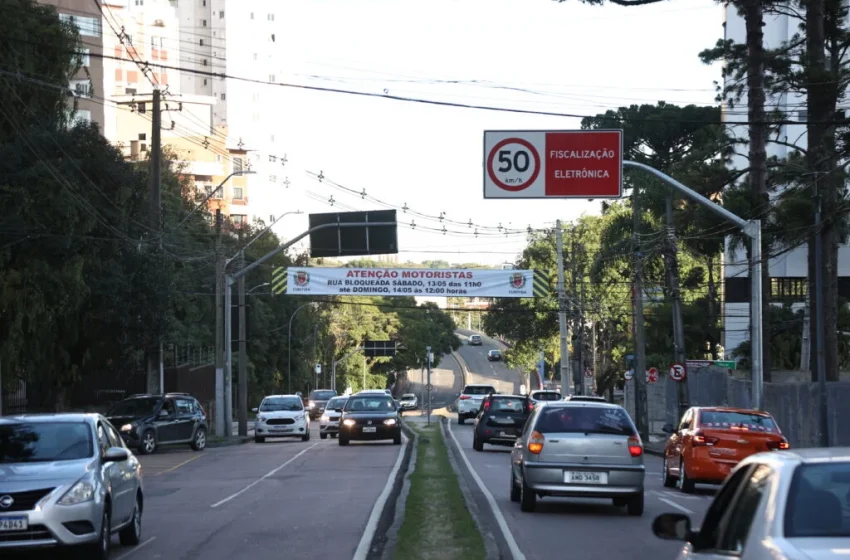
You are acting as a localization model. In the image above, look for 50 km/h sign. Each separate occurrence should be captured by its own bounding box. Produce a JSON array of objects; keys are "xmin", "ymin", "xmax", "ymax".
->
[{"xmin": 483, "ymin": 130, "xmax": 623, "ymax": 199}]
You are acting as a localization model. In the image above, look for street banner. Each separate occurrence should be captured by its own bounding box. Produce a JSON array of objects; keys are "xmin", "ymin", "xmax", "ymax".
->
[{"xmin": 272, "ymin": 267, "xmax": 549, "ymax": 298}]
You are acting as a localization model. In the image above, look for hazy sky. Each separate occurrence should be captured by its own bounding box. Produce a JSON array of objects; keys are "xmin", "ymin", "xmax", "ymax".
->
[{"xmin": 262, "ymin": 0, "xmax": 722, "ymax": 265}]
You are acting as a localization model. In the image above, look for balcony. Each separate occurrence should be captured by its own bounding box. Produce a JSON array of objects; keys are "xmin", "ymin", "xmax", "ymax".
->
[{"xmin": 173, "ymin": 160, "xmax": 224, "ymax": 177}]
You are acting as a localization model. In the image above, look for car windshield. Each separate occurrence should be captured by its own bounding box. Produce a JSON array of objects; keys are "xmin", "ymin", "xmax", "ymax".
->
[
  {"xmin": 310, "ymin": 390, "xmax": 336, "ymax": 401},
  {"xmin": 489, "ymin": 397, "xmax": 526, "ymax": 412},
  {"xmin": 785, "ymin": 462, "xmax": 850, "ymax": 537},
  {"xmin": 463, "ymin": 386, "xmax": 495, "ymax": 395},
  {"xmin": 533, "ymin": 392, "xmax": 561, "ymax": 401},
  {"xmin": 107, "ymin": 397, "xmax": 161, "ymax": 416},
  {"xmin": 344, "ymin": 396, "xmax": 395, "ymax": 412},
  {"xmin": 700, "ymin": 410, "xmax": 777, "ymax": 431},
  {"xmin": 0, "ymin": 422, "xmax": 94, "ymax": 463},
  {"xmin": 326, "ymin": 397, "xmax": 347, "ymax": 409},
  {"xmin": 534, "ymin": 406, "xmax": 636, "ymax": 436},
  {"xmin": 260, "ymin": 397, "xmax": 303, "ymax": 411}
]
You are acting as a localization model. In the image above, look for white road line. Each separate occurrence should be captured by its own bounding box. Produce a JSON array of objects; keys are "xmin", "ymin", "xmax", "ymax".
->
[
  {"xmin": 446, "ymin": 420, "xmax": 526, "ymax": 560},
  {"xmin": 352, "ymin": 435, "xmax": 408, "ymax": 560},
  {"xmin": 115, "ymin": 536, "xmax": 156, "ymax": 558},
  {"xmin": 658, "ymin": 497, "xmax": 694, "ymax": 515},
  {"xmin": 210, "ymin": 442, "xmax": 319, "ymax": 508}
]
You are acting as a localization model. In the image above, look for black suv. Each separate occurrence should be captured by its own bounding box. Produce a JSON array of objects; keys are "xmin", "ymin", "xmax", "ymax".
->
[
  {"xmin": 472, "ymin": 394, "xmax": 533, "ymax": 452},
  {"xmin": 307, "ymin": 389, "xmax": 337, "ymax": 420},
  {"xmin": 106, "ymin": 393, "xmax": 208, "ymax": 455},
  {"xmin": 338, "ymin": 393, "xmax": 402, "ymax": 446}
]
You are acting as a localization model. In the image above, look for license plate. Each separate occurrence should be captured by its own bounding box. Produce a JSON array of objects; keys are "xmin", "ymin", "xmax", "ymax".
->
[
  {"xmin": 362, "ymin": 427, "xmax": 377, "ymax": 433},
  {"xmin": 566, "ymin": 471, "xmax": 608, "ymax": 484},
  {"xmin": 0, "ymin": 517, "xmax": 28, "ymax": 532},
  {"xmin": 271, "ymin": 427, "xmax": 293, "ymax": 432},
  {"xmin": 499, "ymin": 431, "xmax": 515, "ymax": 437}
]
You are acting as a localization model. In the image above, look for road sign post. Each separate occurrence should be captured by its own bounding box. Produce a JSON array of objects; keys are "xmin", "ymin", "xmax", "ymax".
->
[
  {"xmin": 669, "ymin": 363, "xmax": 687, "ymax": 382},
  {"xmin": 483, "ymin": 130, "xmax": 623, "ymax": 199}
]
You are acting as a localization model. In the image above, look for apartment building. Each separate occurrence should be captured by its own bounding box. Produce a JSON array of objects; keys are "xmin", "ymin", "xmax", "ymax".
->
[
  {"xmin": 177, "ymin": 0, "xmax": 287, "ymax": 226},
  {"xmin": 721, "ymin": 7, "xmax": 850, "ymax": 363}
]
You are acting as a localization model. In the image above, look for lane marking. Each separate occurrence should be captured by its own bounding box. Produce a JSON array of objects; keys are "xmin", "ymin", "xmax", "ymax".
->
[
  {"xmin": 115, "ymin": 536, "xmax": 156, "ymax": 558},
  {"xmin": 210, "ymin": 442, "xmax": 319, "ymax": 508},
  {"xmin": 155, "ymin": 455, "xmax": 201, "ymax": 476},
  {"xmin": 352, "ymin": 435, "xmax": 408, "ymax": 560},
  {"xmin": 446, "ymin": 420, "xmax": 526, "ymax": 560},
  {"xmin": 658, "ymin": 497, "xmax": 694, "ymax": 514}
]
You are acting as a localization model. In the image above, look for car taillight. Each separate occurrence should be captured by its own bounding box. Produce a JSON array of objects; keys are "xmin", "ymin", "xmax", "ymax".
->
[
  {"xmin": 628, "ymin": 435, "xmax": 643, "ymax": 457},
  {"xmin": 767, "ymin": 438, "xmax": 790, "ymax": 450},
  {"xmin": 483, "ymin": 400, "xmax": 490, "ymax": 411},
  {"xmin": 527, "ymin": 430, "xmax": 544, "ymax": 454},
  {"xmin": 692, "ymin": 431, "xmax": 719, "ymax": 446},
  {"xmin": 459, "ymin": 395, "xmax": 471, "ymax": 400},
  {"xmin": 527, "ymin": 401, "xmax": 534, "ymax": 412}
]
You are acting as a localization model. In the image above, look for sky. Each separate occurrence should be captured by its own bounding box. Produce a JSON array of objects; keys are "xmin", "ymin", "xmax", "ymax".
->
[{"xmin": 262, "ymin": 0, "xmax": 723, "ymax": 266}]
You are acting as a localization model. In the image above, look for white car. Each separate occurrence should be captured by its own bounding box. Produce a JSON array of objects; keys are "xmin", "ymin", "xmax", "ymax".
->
[
  {"xmin": 252, "ymin": 395, "xmax": 310, "ymax": 443},
  {"xmin": 652, "ymin": 447, "xmax": 850, "ymax": 559},
  {"xmin": 457, "ymin": 384, "xmax": 496, "ymax": 424},
  {"xmin": 319, "ymin": 396, "xmax": 348, "ymax": 440},
  {"xmin": 399, "ymin": 394, "xmax": 418, "ymax": 410}
]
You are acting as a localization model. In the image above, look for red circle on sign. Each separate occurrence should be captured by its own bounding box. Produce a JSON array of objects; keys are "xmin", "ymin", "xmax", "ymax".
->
[
  {"xmin": 487, "ymin": 138, "xmax": 541, "ymax": 192},
  {"xmin": 669, "ymin": 363, "xmax": 687, "ymax": 382}
]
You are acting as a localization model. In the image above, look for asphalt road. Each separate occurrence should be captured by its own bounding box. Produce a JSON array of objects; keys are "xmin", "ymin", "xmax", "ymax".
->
[
  {"xmin": 456, "ymin": 329, "xmax": 524, "ymax": 394},
  {"xmin": 403, "ymin": 351, "xmax": 463, "ymax": 412},
  {"xmin": 446, "ymin": 330, "xmax": 716, "ymax": 559}
]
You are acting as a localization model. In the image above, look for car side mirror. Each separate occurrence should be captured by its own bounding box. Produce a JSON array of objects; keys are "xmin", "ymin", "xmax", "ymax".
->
[
  {"xmin": 652, "ymin": 513, "xmax": 692, "ymax": 541},
  {"xmin": 252, "ymin": 408, "xmax": 259, "ymax": 413},
  {"xmin": 103, "ymin": 447, "xmax": 129, "ymax": 463},
  {"xmin": 662, "ymin": 423, "xmax": 674, "ymax": 434},
  {"xmin": 158, "ymin": 409, "xmax": 169, "ymax": 418}
]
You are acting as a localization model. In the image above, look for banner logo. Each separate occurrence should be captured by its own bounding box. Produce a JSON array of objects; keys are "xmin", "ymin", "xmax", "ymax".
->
[
  {"xmin": 295, "ymin": 271, "xmax": 310, "ymax": 287},
  {"xmin": 510, "ymin": 273, "xmax": 526, "ymax": 289}
]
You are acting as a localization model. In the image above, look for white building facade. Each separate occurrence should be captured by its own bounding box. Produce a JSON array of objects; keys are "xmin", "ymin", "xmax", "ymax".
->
[{"xmin": 721, "ymin": 6, "xmax": 850, "ymax": 364}]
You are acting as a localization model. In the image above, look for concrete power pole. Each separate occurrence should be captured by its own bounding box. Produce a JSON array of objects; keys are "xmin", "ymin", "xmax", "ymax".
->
[
  {"xmin": 632, "ymin": 185, "xmax": 649, "ymax": 441},
  {"xmin": 555, "ymin": 221, "xmax": 570, "ymax": 393},
  {"xmin": 214, "ymin": 210, "xmax": 225, "ymax": 437},
  {"xmin": 665, "ymin": 192, "xmax": 690, "ymax": 419},
  {"xmin": 237, "ymin": 250, "xmax": 248, "ymax": 437},
  {"xmin": 150, "ymin": 87, "xmax": 164, "ymax": 395}
]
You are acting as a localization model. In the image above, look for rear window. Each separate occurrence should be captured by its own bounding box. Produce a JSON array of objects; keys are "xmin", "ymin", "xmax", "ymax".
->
[
  {"xmin": 310, "ymin": 390, "xmax": 336, "ymax": 400},
  {"xmin": 489, "ymin": 397, "xmax": 526, "ymax": 412},
  {"xmin": 699, "ymin": 410, "xmax": 777, "ymax": 432},
  {"xmin": 326, "ymin": 397, "xmax": 347, "ymax": 409},
  {"xmin": 464, "ymin": 386, "xmax": 496, "ymax": 395},
  {"xmin": 532, "ymin": 392, "xmax": 561, "ymax": 401},
  {"xmin": 785, "ymin": 462, "xmax": 850, "ymax": 537},
  {"xmin": 534, "ymin": 406, "xmax": 636, "ymax": 436},
  {"xmin": 401, "ymin": 394, "xmax": 415, "ymax": 399}
]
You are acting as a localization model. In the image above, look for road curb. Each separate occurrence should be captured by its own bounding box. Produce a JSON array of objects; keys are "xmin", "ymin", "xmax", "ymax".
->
[
  {"xmin": 377, "ymin": 421, "xmax": 419, "ymax": 560},
  {"xmin": 361, "ymin": 421, "xmax": 415, "ymax": 560},
  {"xmin": 440, "ymin": 417, "xmax": 512, "ymax": 560},
  {"xmin": 207, "ymin": 435, "xmax": 253, "ymax": 448},
  {"xmin": 451, "ymin": 350, "xmax": 469, "ymax": 386}
]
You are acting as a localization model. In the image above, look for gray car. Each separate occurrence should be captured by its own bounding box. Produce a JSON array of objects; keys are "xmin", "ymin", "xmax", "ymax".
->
[
  {"xmin": 510, "ymin": 401, "xmax": 645, "ymax": 515},
  {"xmin": 0, "ymin": 414, "xmax": 144, "ymax": 559}
]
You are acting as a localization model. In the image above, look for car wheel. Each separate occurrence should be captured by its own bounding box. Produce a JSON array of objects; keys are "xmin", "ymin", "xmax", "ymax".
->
[
  {"xmin": 393, "ymin": 433, "xmax": 402, "ymax": 445},
  {"xmin": 339, "ymin": 436, "xmax": 349, "ymax": 446},
  {"xmin": 519, "ymin": 472, "xmax": 536, "ymax": 512},
  {"xmin": 678, "ymin": 459, "xmax": 695, "ymax": 493},
  {"xmin": 190, "ymin": 427, "xmax": 206, "ymax": 451},
  {"xmin": 138, "ymin": 430, "xmax": 156, "ymax": 455},
  {"xmin": 254, "ymin": 436, "xmax": 265, "ymax": 443},
  {"xmin": 119, "ymin": 493, "xmax": 142, "ymax": 546},
  {"xmin": 662, "ymin": 456, "xmax": 676, "ymax": 488},
  {"xmin": 302, "ymin": 430, "xmax": 310, "ymax": 442},
  {"xmin": 84, "ymin": 503, "xmax": 111, "ymax": 560},
  {"xmin": 458, "ymin": 416, "xmax": 465, "ymax": 425},
  {"xmin": 509, "ymin": 469, "xmax": 520, "ymax": 503},
  {"xmin": 626, "ymin": 492, "xmax": 644, "ymax": 516},
  {"xmin": 320, "ymin": 433, "xmax": 327, "ymax": 440},
  {"xmin": 472, "ymin": 433, "xmax": 484, "ymax": 452}
]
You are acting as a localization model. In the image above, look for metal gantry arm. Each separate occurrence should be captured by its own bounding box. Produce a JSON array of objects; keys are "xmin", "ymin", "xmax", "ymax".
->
[{"xmin": 622, "ymin": 161, "xmax": 764, "ymax": 410}]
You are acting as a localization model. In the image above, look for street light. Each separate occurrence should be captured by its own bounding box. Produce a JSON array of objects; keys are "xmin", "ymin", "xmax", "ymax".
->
[
  {"xmin": 287, "ymin": 302, "xmax": 318, "ymax": 394},
  {"xmin": 225, "ymin": 210, "xmax": 303, "ymax": 268},
  {"xmin": 176, "ymin": 169, "xmax": 256, "ymax": 228},
  {"xmin": 247, "ymin": 282, "xmax": 269, "ymax": 294}
]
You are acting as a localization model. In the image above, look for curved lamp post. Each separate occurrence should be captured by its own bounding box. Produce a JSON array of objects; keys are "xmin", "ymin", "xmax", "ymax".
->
[{"xmin": 287, "ymin": 302, "xmax": 318, "ymax": 394}]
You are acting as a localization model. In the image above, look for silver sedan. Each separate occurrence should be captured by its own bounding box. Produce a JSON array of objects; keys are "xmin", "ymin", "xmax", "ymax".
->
[
  {"xmin": 510, "ymin": 401, "xmax": 646, "ymax": 515},
  {"xmin": 0, "ymin": 413, "xmax": 144, "ymax": 559}
]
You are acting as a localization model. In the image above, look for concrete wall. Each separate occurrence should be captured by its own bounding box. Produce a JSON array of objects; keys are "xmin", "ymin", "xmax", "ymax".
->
[{"xmin": 626, "ymin": 366, "xmax": 850, "ymax": 449}]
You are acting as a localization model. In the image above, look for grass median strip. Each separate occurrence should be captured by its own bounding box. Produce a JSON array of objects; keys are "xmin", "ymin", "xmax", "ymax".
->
[{"xmin": 394, "ymin": 421, "xmax": 486, "ymax": 560}]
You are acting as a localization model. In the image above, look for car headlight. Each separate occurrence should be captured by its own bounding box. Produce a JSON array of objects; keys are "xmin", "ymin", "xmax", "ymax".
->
[
  {"xmin": 295, "ymin": 414, "xmax": 305, "ymax": 421},
  {"xmin": 343, "ymin": 418, "xmax": 356, "ymax": 427},
  {"xmin": 257, "ymin": 415, "xmax": 267, "ymax": 422},
  {"xmin": 308, "ymin": 401, "xmax": 315, "ymax": 409},
  {"xmin": 120, "ymin": 424, "xmax": 133, "ymax": 432},
  {"xmin": 384, "ymin": 418, "xmax": 397, "ymax": 426},
  {"xmin": 320, "ymin": 415, "xmax": 329, "ymax": 422},
  {"xmin": 58, "ymin": 479, "xmax": 95, "ymax": 506}
]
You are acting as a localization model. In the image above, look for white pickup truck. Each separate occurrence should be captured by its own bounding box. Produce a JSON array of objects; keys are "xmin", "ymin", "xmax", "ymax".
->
[{"xmin": 457, "ymin": 383, "xmax": 497, "ymax": 424}]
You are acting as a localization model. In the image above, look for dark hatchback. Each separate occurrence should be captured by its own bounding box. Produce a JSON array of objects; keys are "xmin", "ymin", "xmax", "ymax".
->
[
  {"xmin": 339, "ymin": 393, "xmax": 402, "ymax": 446},
  {"xmin": 473, "ymin": 394, "xmax": 533, "ymax": 451},
  {"xmin": 307, "ymin": 389, "xmax": 337, "ymax": 420},
  {"xmin": 106, "ymin": 393, "xmax": 208, "ymax": 455}
]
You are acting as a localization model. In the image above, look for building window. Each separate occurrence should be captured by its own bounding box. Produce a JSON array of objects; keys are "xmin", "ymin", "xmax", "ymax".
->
[
  {"xmin": 203, "ymin": 59, "xmax": 208, "ymax": 66},
  {"xmin": 253, "ymin": 53, "xmax": 258, "ymax": 61},
  {"xmin": 221, "ymin": 93, "xmax": 226, "ymax": 100},
  {"xmin": 77, "ymin": 48, "xmax": 90, "ymax": 66},
  {"xmin": 231, "ymin": 214, "xmax": 247, "ymax": 225},
  {"xmin": 798, "ymin": 110, "xmax": 808, "ymax": 122},
  {"xmin": 135, "ymin": 0, "xmax": 143, "ymax": 5},
  {"xmin": 70, "ymin": 80, "xmax": 91, "ymax": 97},
  {"xmin": 151, "ymin": 36, "xmax": 162, "ymax": 49},
  {"xmin": 59, "ymin": 14, "xmax": 102, "ymax": 37},
  {"xmin": 202, "ymin": 19, "xmax": 207, "ymax": 26},
  {"xmin": 233, "ymin": 187, "xmax": 244, "ymax": 200},
  {"xmin": 233, "ymin": 157, "xmax": 244, "ymax": 173},
  {"xmin": 199, "ymin": 39, "xmax": 204, "ymax": 46},
  {"xmin": 269, "ymin": 155, "xmax": 277, "ymax": 163},
  {"xmin": 250, "ymin": 12, "xmax": 254, "ymax": 19},
  {"xmin": 270, "ymin": 175, "xmax": 277, "ymax": 183},
  {"xmin": 70, "ymin": 109, "xmax": 91, "ymax": 126},
  {"xmin": 270, "ymin": 33, "xmax": 275, "ymax": 42},
  {"xmin": 268, "ymin": 13, "xmax": 274, "ymax": 21},
  {"xmin": 771, "ymin": 277, "xmax": 807, "ymax": 300},
  {"xmin": 220, "ymin": 10, "xmax": 225, "ymax": 18},
  {"xmin": 205, "ymin": 185, "xmax": 223, "ymax": 199},
  {"xmin": 203, "ymin": 78, "xmax": 208, "ymax": 85},
  {"xmin": 269, "ymin": 74, "xmax": 275, "ymax": 82}
]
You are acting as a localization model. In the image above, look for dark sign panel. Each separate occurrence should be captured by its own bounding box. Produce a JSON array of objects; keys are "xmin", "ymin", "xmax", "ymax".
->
[
  {"xmin": 364, "ymin": 340, "xmax": 397, "ymax": 358},
  {"xmin": 308, "ymin": 210, "xmax": 398, "ymax": 258}
]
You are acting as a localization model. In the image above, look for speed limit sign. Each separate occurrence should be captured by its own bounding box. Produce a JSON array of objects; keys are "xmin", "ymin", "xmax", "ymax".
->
[
  {"xmin": 669, "ymin": 363, "xmax": 687, "ymax": 382},
  {"xmin": 485, "ymin": 137, "xmax": 541, "ymax": 193}
]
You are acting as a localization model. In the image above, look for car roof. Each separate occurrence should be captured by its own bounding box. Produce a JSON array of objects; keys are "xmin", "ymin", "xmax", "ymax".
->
[
  {"xmin": 0, "ymin": 413, "xmax": 100, "ymax": 424},
  {"xmin": 262, "ymin": 394, "xmax": 303, "ymax": 399},
  {"xmin": 531, "ymin": 390, "xmax": 559, "ymax": 394},
  {"xmin": 539, "ymin": 401, "xmax": 621, "ymax": 410},
  {"xmin": 464, "ymin": 383, "xmax": 496, "ymax": 388},
  {"xmin": 695, "ymin": 406, "xmax": 772, "ymax": 415},
  {"xmin": 356, "ymin": 390, "xmax": 391, "ymax": 394}
]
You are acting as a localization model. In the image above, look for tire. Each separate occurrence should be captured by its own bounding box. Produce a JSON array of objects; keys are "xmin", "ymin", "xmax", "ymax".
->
[
  {"xmin": 339, "ymin": 436, "xmax": 349, "ymax": 446},
  {"xmin": 678, "ymin": 459, "xmax": 695, "ymax": 493},
  {"xmin": 519, "ymin": 473, "xmax": 536, "ymax": 512},
  {"xmin": 302, "ymin": 430, "xmax": 310, "ymax": 442},
  {"xmin": 662, "ymin": 456, "xmax": 677, "ymax": 488},
  {"xmin": 393, "ymin": 433, "xmax": 402, "ymax": 445},
  {"xmin": 472, "ymin": 433, "xmax": 484, "ymax": 452},
  {"xmin": 138, "ymin": 430, "xmax": 156, "ymax": 455},
  {"xmin": 509, "ymin": 470, "xmax": 520, "ymax": 503},
  {"xmin": 254, "ymin": 436, "xmax": 265, "ymax": 443},
  {"xmin": 119, "ymin": 493, "xmax": 142, "ymax": 546},
  {"xmin": 190, "ymin": 427, "xmax": 206, "ymax": 451},
  {"xmin": 627, "ymin": 492, "xmax": 644, "ymax": 516},
  {"xmin": 320, "ymin": 433, "xmax": 328, "ymax": 440},
  {"xmin": 458, "ymin": 416, "xmax": 465, "ymax": 425},
  {"xmin": 83, "ymin": 504, "xmax": 111, "ymax": 560}
]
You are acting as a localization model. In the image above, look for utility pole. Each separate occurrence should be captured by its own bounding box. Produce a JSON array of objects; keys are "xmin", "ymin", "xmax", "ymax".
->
[
  {"xmin": 214, "ymin": 210, "xmax": 225, "ymax": 437},
  {"xmin": 632, "ymin": 184, "xmax": 649, "ymax": 441},
  {"xmin": 665, "ymin": 192, "xmax": 690, "ymax": 419},
  {"xmin": 579, "ymin": 260, "xmax": 586, "ymax": 395},
  {"xmin": 814, "ymin": 179, "xmax": 829, "ymax": 446},
  {"xmin": 149, "ymin": 87, "xmax": 164, "ymax": 395},
  {"xmin": 426, "ymin": 346, "xmax": 432, "ymax": 426},
  {"xmin": 237, "ymin": 250, "xmax": 248, "ymax": 437},
  {"xmin": 555, "ymin": 221, "xmax": 571, "ymax": 393}
]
